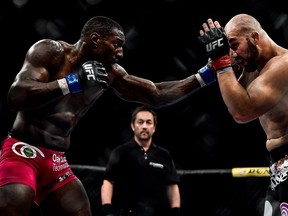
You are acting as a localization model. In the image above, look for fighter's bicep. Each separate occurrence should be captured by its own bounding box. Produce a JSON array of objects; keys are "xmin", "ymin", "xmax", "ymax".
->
[
  {"xmin": 247, "ymin": 73, "xmax": 284, "ymax": 111},
  {"xmin": 111, "ymin": 74, "xmax": 157, "ymax": 102},
  {"xmin": 17, "ymin": 62, "xmax": 50, "ymax": 83}
]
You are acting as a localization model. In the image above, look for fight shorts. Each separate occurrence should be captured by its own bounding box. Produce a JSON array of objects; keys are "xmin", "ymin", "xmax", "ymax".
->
[
  {"xmin": 264, "ymin": 144, "xmax": 288, "ymax": 216},
  {"xmin": 0, "ymin": 136, "xmax": 78, "ymax": 205}
]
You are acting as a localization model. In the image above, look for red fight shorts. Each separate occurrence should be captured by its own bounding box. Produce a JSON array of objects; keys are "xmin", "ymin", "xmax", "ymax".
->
[{"xmin": 0, "ymin": 136, "xmax": 78, "ymax": 205}]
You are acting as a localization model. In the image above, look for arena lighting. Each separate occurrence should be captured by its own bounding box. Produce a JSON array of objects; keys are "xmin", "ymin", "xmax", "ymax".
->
[
  {"xmin": 84, "ymin": 0, "xmax": 102, "ymax": 6},
  {"xmin": 34, "ymin": 18, "xmax": 65, "ymax": 39},
  {"xmin": 12, "ymin": 0, "xmax": 28, "ymax": 8},
  {"xmin": 271, "ymin": 13, "xmax": 288, "ymax": 43}
]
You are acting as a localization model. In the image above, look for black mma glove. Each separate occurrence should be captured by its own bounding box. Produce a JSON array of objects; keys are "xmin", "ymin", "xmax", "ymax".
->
[
  {"xmin": 102, "ymin": 204, "xmax": 117, "ymax": 216},
  {"xmin": 198, "ymin": 26, "xmax": 232, "ymax": 73},
  {"xmin": 170, "ymin": 207, "xmax": 181, "ymax": 216},
  {"xmin": 57, "ymin": 61, "xmax": 109, "ymax": 95}
]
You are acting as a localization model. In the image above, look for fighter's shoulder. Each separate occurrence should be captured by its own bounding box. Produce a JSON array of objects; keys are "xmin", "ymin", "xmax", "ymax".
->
[
  {"xmin": 29, "ymin": 39, "xmax": 62, "ymax": 49},
  {"xmin": 281, "ymin": 51, "xmax": 288, "ymax": 61},
  {"xmin": 27, "ymin": 39, "xmax": 64, "ymax": 56},
  {"xmin": 278, "ymin": 53, "xmax": 288, "ymax": 73},
  {"xmin": 26, "ymin": 39, "xmax": 65, "ymax": 64}
]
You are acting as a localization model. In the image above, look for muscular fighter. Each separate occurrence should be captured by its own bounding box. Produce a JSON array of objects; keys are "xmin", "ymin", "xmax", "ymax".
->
[
  {"xmin": 199, "ymin": 14, "xmax": 288, "ymax": 215},
  {"xmin": 0, "ymin": 16, "xmax": 214, "ymax": 216}
]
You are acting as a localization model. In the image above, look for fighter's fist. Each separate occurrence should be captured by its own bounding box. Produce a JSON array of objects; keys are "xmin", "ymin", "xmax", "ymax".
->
[
  {"xmin": 78, "ymin": 61, "xmax": 109, "ymax": 89},
  {"xmin": 199, "ymin": 26, "xmax": 230, "ymax": 59},
  {"xmin": 199, "ymin": 19, "xmax": 232, "ymax": 72},
  {"xmin": 59, "ymin": 61, "xmax": 109, "ymax": 94}
]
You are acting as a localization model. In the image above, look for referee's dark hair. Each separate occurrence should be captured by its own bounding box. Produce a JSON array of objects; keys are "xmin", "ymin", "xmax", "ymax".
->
[{"xmin": 131, "ymin": 105, "xmax": 157, "ymax": 125}]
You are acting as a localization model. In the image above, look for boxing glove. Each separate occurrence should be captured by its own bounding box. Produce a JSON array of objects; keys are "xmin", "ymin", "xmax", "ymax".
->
[
  {"xmin": 58, "ymin": 61, "xmax": 109, "ymax": 95},
  {"xmin": 199, "ymin": 26, "xmax": 232, "ymax": 73}
]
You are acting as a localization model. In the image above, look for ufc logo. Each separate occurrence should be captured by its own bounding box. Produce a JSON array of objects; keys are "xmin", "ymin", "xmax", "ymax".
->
[
  {"xmin": 84, "ymin": 64, "xmax": 96, "ymax": 80},
  {"xmin": 206, "ymin": 38, "xmax": 224, "ymax": 52}
]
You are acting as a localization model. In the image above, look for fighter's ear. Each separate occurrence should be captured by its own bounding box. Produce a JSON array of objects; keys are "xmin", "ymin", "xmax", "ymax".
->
[
  {"xmin": 251, "ymin": 31, "xmax": 259, "ymax": 43},
  {"xmin": 91, "ymin": 33, "xmax": 101, "ymax": 46}
]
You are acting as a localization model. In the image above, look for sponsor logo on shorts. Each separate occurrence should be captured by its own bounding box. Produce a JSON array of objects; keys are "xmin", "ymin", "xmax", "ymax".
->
[
  {"xmin": 12, "ymin": 142, "xmax": 45, "ymax": 158},
  {"xmin": 270, "ymin": 157, "xmax": 288, "ymax": 190},
  {"xmin": 52, "ymin": 153, "xmax": 67, "ymax": 163},
  {"xmin": 52, "ymin": 153, "xmax": 69, "ymax": 172},
  {"xmin": 59, "ymin": 171, "xmax": 71, "ymax": 182},
  {"xmin": 280, "ymin": 202, "xmax": 288, "ymax": 215}
]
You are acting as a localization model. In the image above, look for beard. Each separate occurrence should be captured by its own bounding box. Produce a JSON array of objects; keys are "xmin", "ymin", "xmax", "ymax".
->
[{"xmin": 243, "ymin": 38, "xmax": 259, "ymax": 72}]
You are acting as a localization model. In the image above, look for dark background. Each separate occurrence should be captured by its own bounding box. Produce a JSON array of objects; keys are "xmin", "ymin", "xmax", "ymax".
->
[
  {"xmin": 1, "ymin": 0, "xmax": 288, "ymax": 185},
  {"xmin": 2, "ymin": 0, "xmax": 288, "ymax": 215}
]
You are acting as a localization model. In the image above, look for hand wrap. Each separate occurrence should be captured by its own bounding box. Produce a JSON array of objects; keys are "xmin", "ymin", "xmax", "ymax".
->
[
  {"xmin": 196, "ymin": 64, "xmax": 216, "ymax": 87},
  {"xmin": 211, "ymin": 55, "xmax": 232, "ymax": 73}
]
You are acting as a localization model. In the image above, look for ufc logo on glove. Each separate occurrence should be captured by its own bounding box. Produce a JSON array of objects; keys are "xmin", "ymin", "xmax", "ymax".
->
[
  {"xmin": 206, "ymin": 38, "xmax": 225, "ymax": 52},
  {"xmin": 83, "ymin": 63, "xmax": 96, "ymax": 80}
]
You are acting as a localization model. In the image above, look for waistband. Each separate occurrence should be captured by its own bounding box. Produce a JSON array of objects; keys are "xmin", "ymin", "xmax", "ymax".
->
[
  {"xmin": 8, "ymin": 130, "xmax": 66, "ymax": 152},
  {"xmin": 269, "ymin": 143, "xmax": 288, "ymax": 163}
]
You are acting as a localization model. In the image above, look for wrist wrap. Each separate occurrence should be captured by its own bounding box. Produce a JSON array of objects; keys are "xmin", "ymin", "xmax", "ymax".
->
[
  {"xmin": 197, "ymin": 65, "xmax": 216, "ymax": 86},
  {"xmin": 211, "ymin": 55, "xmax": 232, "ymax": 72},
  {"xmin": 65, "ymin": 73, "xmax": 83, "ymax": 94},
  {"xmin": 57, "ymin": 78, "xmax": 70, "ymax": 95}
]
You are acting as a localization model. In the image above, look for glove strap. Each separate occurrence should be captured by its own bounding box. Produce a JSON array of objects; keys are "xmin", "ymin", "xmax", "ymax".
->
[
  {"xmin": 65, "ymin": 73, "xmax": 83, "ymax": 94},
  {"xmin": 197, "ymin": 64, "xmax": 216, "ymax": 86},
  {"xmin": 211, "ymin": 55, "xmax": 232, "ymax": 72}
]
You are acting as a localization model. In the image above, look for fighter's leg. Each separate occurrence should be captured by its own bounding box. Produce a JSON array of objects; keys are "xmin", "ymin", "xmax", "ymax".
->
[
  {"xmin": 0, "ymin": 184, "xmax": 35, "ymax": 216},
  {"xmin": 39, "ymin": 179, "xmax": 92, "ymax": 216},
  {"xmin": 263, "ymin": 185, "xmax": 280, "ymax": 216}
]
